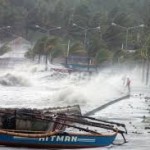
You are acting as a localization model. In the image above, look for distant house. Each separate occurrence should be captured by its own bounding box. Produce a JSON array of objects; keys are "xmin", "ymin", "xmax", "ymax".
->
[
  {"xmin": 0, "ymin": 37, "xmax": 31, "ymax": 68},
  {"xmin": 65, "ymin": 55, "xmax": 96, "ymax": 72}
]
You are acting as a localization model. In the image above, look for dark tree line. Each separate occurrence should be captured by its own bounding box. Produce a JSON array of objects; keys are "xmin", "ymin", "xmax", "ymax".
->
[{"xmin": 1, "ymin": 0, "xmax": 150, "ymax": 83}]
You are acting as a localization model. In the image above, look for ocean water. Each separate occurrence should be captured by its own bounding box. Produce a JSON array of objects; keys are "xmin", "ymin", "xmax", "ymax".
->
[{"xmin": 0, "ymin": 62, "xmax": 149, "ymax": 150}]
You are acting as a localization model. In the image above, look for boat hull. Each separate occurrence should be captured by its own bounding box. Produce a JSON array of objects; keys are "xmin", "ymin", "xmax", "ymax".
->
[{"xmin": 0, "ymin": 132, "xmax": 117, "ymax": 149}]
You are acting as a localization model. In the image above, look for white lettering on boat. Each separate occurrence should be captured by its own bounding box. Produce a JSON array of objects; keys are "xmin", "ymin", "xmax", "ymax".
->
[
  {"xmin": 71, "ymin": 136, "xmax": 78, "ymax": 142},
  {"xmin": 56, "ymin": 136, "xmax": 64, "ymax": 141},
  {"xmin": 51, "ymin": 135, "xmax": 56, "ymax": 141},
  {"xmin": 64, "ymin": 136, "xmax": 70, "ymax": 142},
  {"xmin": 39, "ymin": 137, "xmax": 48, "ymax": 141},
  {"xmin": 39, "ymin": 136, "xmax": 78, "ymax": 142}
]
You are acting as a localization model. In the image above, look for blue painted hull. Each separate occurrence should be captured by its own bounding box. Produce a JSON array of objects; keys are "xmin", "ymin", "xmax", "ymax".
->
[{"xmin": 0, "ymin": 132, "xmax": 117, "ymax": 149}]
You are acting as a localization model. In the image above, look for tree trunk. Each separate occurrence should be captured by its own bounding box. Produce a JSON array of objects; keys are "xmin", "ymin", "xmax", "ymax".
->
[
  {"xmin": 65, "ymin": 57, "xmax": 68, "ymax": 65},
  {"xmin": 146, "ymin": 59, "xmax": 150, "ymax": 85},
  {"xmin": 45, "ymin": 55, "xmax": 48, "ymax": 71},
  {"xmin": 49, "ymin": 53, "xmax": 52, "ymax": 64},
  {"xmin": 38, "ymin": 54, "xmax": 41, "ymax": 64},
  {"xmin": 87, "ymin": 55, "xmax": 90, "ymax": 71},
  {"xmin": 142, "ymin": 59, "xmax": 146, "ymax": 82}
]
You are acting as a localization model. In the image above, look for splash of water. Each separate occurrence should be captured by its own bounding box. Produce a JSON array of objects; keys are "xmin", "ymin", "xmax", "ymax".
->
[
  {"xmin": 0, "ymin": 73, "xmax": 30, "ymax": 86},
  {"xmin": 0, "ymin": 40, "xmax": 145, "ymax": 112}
]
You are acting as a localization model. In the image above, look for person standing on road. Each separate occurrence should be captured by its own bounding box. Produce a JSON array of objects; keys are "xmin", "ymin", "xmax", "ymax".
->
[{"xmin": 126, "ymin": 77, "xmax": 131, "ymax": 94}]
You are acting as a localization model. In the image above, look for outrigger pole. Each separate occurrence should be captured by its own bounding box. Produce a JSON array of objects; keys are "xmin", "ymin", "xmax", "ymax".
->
[
  {"xmin": 55, "ymin": 115, "xmax": 124, "ymax": 132},
  {"xmin": 64, "ymin": 114, "xmax": 127, "ymax": 134},
  {"xmin": 54, "ymin": 115, "xmax": 127, "ymax": 143},
  {"xmin": 19, "ymin": 112, "xmax": 127, "ymax": 143},
  {"xmin": 18, "ymin": 112, "xmax": 101, "ymax": 135},
  {"xmin": 0, "ymin": 109, "xmax": 127, "ymax": 143}
]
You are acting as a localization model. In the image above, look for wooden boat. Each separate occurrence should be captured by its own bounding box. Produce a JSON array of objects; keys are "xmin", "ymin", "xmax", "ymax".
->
[
  {"xmin": 0, "ymin": 112, "xmax": 127, "ymax": 149},
  {"xmin": 0, "ymin": 129, "xmax": 117, "ymax": 149},
  {"xmin": 0, "ymin": 105, "xmax": 81, "ymax": 131}
]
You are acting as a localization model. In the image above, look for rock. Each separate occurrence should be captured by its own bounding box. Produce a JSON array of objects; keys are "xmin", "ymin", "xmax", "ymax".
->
[{"xmin": 145, "ymin": 127, "xmax": 150, "ymax": 130}]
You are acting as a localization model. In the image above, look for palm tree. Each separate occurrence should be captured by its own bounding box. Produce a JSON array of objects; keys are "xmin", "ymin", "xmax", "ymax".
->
[
  {"xmin": 25, "ymin": 48, "xmax": 35, "ymax": 60},
  {"xmin": 0, "ymin": 43, "xmax": 11, "ymax": 55},
  {"xmin": 44, "ymin": 37, "xmax": 58, "ymax": 69},
  {"xmin": 141, "ymin": 46, "xmax": 150, "ymax": 85},
  {"xmin": 112, "ymin": 49, "xmax": 125, "ymax": 64},
  {"xmin": 138, "ymin": 36, "xmax": 150, "ymax": 85},
  {"xmin": 69, "ymin": 41, "xmax": 86, "ymax": 55},
  {"xmin": 32, "ymin": 36, "xmax": 47, "ymax": 63},
  {"xmin": 95, "ymin": 49, "xmax": 112, "ymax": 67},
  {"xmin": 30, "ymin": 36, "xmax": 59, "ymax": 70},
  {"xmin": 67, "ymin": 41, "xmax": 87, "ymax": 66}
]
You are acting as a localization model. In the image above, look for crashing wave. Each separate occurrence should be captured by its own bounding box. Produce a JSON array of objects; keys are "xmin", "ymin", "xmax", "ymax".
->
[{"xmin": 0, "ymin": 73, "xmax": 30, "ymax": 86}]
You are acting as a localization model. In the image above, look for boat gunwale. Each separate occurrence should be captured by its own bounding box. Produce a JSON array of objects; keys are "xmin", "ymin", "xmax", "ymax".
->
[{"xmin": 0, "ymin": 129, "xmax": 117, "ymax": 138}]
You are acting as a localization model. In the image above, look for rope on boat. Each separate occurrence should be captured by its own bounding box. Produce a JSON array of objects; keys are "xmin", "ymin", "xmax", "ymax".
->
[{"xmin": 0, "ymin": 129, "xmax": 59, "ymax": 138}]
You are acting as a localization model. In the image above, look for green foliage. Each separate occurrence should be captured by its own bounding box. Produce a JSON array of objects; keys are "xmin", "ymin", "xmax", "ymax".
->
[
  {"xmin": 96, "ymin": 49, "xmax": 112, "ymax": 64},
  {"xmin": 27, "ymin": 36, "xmax": 60, "ymax": 62},
  {"xmin": 33, "ymin": 36, "xmax": 47, "ymax": 55},
  {"xmin": 0, "ymin": 43, "xmax": 11, "ymax": 55},
  {"xmin": 25, "ymin": 48, "xmax": 34, "ymax": 59},
  {"xmin": 1, "ymin": 0, "xmax": 150, "ymax": 64},
  {"xmin": 44, "ymin": 37, "xmax": 59, "ymax": 55},
  {"xmin": 69, "ymin": 42, "xmax": 86, "ymax": 55}
]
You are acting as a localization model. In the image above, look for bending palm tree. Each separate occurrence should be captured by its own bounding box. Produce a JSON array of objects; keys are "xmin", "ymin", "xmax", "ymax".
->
[{"xmin": 44, "ymin": 37, "xmax": 58, "ymax": 70}]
